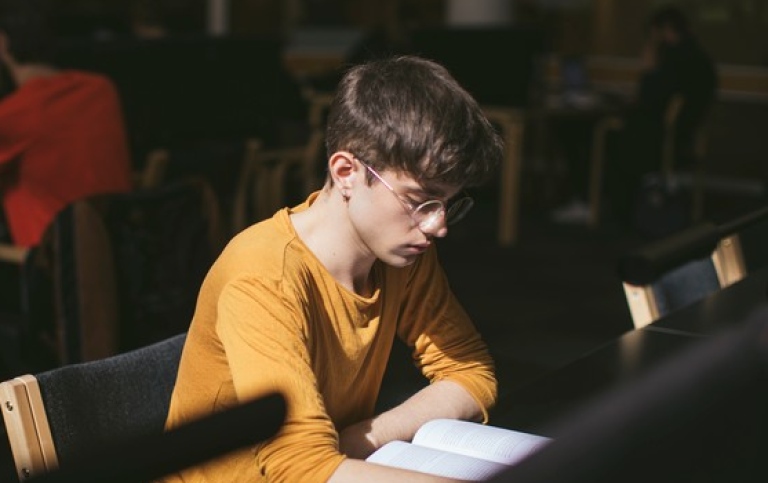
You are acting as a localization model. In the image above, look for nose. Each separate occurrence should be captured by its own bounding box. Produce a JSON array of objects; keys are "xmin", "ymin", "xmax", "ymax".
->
[{"xmin": 419, "ymin": 212, "xmax": 449, "ymax": 238}]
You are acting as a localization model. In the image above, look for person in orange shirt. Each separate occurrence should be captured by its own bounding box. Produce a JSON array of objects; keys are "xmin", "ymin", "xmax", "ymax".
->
[
  {"xmin": 0, "ymin": 0, "xmax": 133, "ymax": 247},
  {"xmin": 160, "ymin": 55, "xmax": 502, "ymax": 482}
]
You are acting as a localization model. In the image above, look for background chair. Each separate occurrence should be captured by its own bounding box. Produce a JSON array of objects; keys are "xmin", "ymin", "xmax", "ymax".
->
[
  {"xmin": 0, "ymin": 178, "xmax": 224, "ymax": 377},
  {"xmin": 588, "ymin": 94, "xmax": 709, "ymax": 228},
  {"xmin": 1, "ymin": 246, "xmax": 44, "ymax": 377},
  {"xmin": 98, "ymin": 178, "xmax": 224, "ymax": 351},
  {"xmin": 29, "ymin": 393, "xmax": 286, "ymax": 483},
  {"xmin": 482, "ymin": 107, "xmax": 528, "ymax": 246},
  {"xmin": 231, "ymin": 89, "xmax": 332, "ymax": 234},
  {"xmin": 0, "ymin": 333, "xmax": 186, "ymax": 481},
  {"xmin": 619, "ymin": 222, "xmax": 746, "ymax": 328},
  {"xmin": 0, "ymin": 197, "xmax": 119, "ymax": 375},
  {"xmin": 404, "ymin": 26, "xmax": 545, "ymax": 246},
  {"xmin": 231, "ymin": 139, "xmax": 315, "ymax": 232}
]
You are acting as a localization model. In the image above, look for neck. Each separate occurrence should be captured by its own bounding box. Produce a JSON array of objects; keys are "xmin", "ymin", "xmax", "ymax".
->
[{"xmin": 291, "ymin": 187, "xmax": 376, "ymax": 296}]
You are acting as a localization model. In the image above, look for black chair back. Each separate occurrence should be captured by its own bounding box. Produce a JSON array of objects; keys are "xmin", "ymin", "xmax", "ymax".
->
[{"xmin": 37, "ymin": 333, "xmax": 186, "ymax": 468}]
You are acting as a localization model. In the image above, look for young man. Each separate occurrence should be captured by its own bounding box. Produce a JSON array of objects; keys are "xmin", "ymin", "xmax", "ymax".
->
[
  {"xmin": 160, "ymin": 55, "xmax": 503, "ymax": 482},
  {"xmin": 0, "ymin": 0, "xmax": 133, "ymax": 247}
]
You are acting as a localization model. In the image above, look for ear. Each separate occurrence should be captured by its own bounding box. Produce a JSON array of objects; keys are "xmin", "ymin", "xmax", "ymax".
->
[{"xmin": 327, "ymin": 151, "xmax": 360, "ymax": 191}]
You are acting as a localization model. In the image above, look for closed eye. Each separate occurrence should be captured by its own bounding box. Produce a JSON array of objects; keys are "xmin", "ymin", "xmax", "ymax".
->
[{"xmin": 405, "ymin": 196, "xmax": 426, "ymax": 207}]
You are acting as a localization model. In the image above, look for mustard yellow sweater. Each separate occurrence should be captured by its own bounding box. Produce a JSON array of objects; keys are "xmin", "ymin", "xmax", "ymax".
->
[{"xmin": 158, "ymin": 194, "xmax": 497, "ymax": 483}]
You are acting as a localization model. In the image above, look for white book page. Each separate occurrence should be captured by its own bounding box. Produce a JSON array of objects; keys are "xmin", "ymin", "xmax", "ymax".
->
[
  {"xmin": 412, "ymin": 419, "xmax": 552, "ymax": 466},
  {"xmin": 366, "ymin": 440, "xmax": 509, "ymax": 481}
]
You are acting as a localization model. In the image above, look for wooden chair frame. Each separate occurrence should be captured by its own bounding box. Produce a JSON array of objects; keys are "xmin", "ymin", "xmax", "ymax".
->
[
  {"xmin": 0, "ymin": 333, "xmax": 186, "ymax": 482},
  {"xmin": 231, "ymin": 91, "xmax": 332, "ymax": 234},
  {"xmin": 482, "ymin": 107, "xmax": 526, "ymax": 246},
  {"xmin": 1, "ymin": 375, "xmax": 58, "ymax": 480},
  {"xmin": 231, "ymin": 140, "xmax": 314, "ymax": 232},
  {"xmin": 623, "ymin": 234, "xmax": 746, "ymax": 329}
]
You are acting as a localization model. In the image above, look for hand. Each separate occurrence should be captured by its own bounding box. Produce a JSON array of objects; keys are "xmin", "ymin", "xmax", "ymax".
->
[{"xmin": 338, "ymin": 418, "xmax": 380, "ymax": 460}]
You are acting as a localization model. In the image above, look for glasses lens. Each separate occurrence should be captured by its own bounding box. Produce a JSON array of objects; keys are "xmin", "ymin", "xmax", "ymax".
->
[
  {"xmin": 445, "ymin": 197, "xmax": 474, "ymax": 225},
  {"xmin": 413, "ymin": 200, "xmax": 444, "ymax": 222},
  {"xmin": 414, "ymin": 197, "xmax": 474, "ymax": 230}
]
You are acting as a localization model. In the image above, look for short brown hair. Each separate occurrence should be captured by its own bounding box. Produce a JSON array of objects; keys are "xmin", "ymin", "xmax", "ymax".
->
[{"xmin": 325, "ymin": 55, "xmax": 503, "ymax": 188}]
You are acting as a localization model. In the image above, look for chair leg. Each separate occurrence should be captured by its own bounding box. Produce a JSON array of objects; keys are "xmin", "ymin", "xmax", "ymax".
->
[
  {"xmin": 711, "ymin": 235, "xmax": 746, "ymax": 287},
  {"xmin": 622, "ymin": 282, "xmax": 660, "ymax": 329},
  {"xmin": 691, "ymin": 163, "xmax": 705, "ymax": 222},
  {"xmin": 588, "ymin": 122, "xmax": 608, "ymax": 227},
  {"xmin": 588, "ymin": 117, "xmax": 623, "ymax": 227}
]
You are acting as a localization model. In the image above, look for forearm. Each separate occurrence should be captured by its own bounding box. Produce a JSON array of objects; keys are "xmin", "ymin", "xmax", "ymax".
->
[
  {"xmin": 374, "ymin": 379, "xmax": 483, "ymax": 444},
  {"xmin": 338, "ymin": 379, "xmax": 483, "ymax": 459}
]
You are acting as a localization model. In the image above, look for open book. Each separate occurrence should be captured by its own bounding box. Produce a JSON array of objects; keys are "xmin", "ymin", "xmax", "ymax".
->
[{"xmin": 365, "ymin": 419, "xmax": 551, "ymax": 481}]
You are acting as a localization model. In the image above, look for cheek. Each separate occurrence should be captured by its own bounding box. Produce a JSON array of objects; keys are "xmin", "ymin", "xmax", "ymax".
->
[{"xmin": 349, "ymin": 199, "xmax": 409, "ymax": 242}]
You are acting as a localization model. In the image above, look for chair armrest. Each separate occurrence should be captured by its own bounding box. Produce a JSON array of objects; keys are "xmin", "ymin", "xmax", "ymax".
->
[{"xmin": 0, "ymin": 245, "xmax": 28, "ymax": 265}]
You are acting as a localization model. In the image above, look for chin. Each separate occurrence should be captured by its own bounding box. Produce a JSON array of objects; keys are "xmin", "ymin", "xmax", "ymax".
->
[{"xmin": 379, "ymin": 252, "xmax": 419, "ymax": 268}]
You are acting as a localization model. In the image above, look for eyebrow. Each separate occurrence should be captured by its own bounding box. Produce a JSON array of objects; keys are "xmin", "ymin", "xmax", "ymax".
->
[
  {"xmin": 389, "ymin": 167, "xmax": 458, "ymax": 199},
  {"xmin": 403, "ymin": 185, "xmax": 446, "ymax": 199}
]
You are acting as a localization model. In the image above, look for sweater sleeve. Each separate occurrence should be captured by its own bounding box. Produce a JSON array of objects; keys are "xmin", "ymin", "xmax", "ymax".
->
[
  {"xmin": 395, "ymin": 246, "xmax": 498, "ymax": 421},
  {"xmin": 216, "ymin": 277, "xmax": 346, "ymax": 483}
]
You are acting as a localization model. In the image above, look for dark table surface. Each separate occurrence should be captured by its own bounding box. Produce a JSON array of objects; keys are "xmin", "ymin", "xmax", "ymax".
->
[
  {"xmin": 490, "ymin": 308, "xmax": 768, "ymax": 483},
  {"xmin": 491, "ymin": 264, "xmax": 768, "ymax": 435},
  {"xmin": 489, "ymin": 328, "xmax": 699, "ymax": 435}
]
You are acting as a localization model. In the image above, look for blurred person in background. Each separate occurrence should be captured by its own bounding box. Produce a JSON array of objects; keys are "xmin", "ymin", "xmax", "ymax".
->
[
  {"xmin": 606, "ymin": 4, "xmax": 717, "ymax": 232},
  {"xmin": 552, "ymin": 5, "xmax": 717, "ymax": 232},
  {"xmin": 0, "ymin": 0, "xmax": 133, "ymax": 248}
]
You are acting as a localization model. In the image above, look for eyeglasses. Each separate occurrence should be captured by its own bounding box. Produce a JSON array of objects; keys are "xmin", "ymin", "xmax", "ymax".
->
[{"xmin": 356, "ymin": 157, "xmax": 474, "ymax": 231}]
